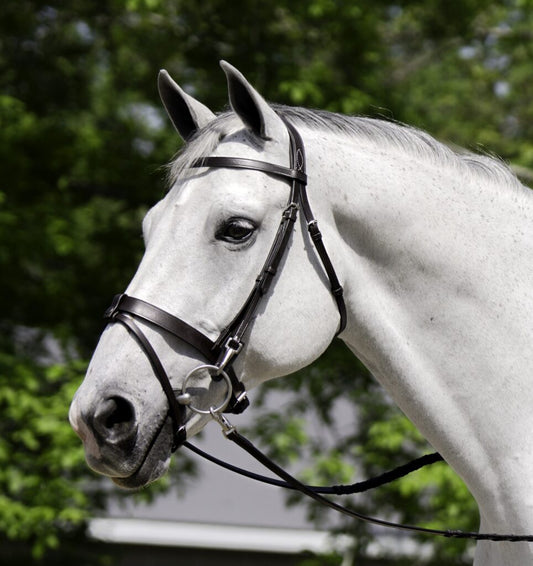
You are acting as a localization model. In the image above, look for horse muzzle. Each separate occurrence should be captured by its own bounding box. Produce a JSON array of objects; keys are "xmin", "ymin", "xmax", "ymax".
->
[{"xmin": 69, "ymin": 388, "xmax": 173, "ymax": 486}]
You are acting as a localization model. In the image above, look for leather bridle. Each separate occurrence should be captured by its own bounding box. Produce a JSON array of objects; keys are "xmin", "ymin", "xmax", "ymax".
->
[
  {"xmin": 102, "ymin": 115, "xmax": 533, "ymax": 543},
  {"xmin": 104, "ymin": 116, "xmax": 346, "ymax": 449}
]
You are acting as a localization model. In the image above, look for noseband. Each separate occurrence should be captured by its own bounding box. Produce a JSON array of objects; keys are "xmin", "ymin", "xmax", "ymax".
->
[{"xmin": 104, "ymin": 116, "xmax": 346, "ymax": 449}]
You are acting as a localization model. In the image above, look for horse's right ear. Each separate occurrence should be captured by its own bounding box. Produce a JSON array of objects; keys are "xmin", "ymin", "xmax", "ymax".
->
[{"xmin": 158, "ymin": 70, "xmax": 215, "ymax": 142}]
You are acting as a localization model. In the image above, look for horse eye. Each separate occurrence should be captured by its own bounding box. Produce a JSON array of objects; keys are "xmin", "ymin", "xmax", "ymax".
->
[{"xmin": 216, "ymin": 218, "xmax": 257, "ymax": 244}]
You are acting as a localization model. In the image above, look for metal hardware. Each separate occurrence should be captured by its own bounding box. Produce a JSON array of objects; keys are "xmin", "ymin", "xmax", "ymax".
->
[
  {"xmin": 216, "ymin": 336, "xmax": 243, "ymax": 372},
  {"xmin": 209, "ymin": 408, "xmax": 237, "ymax": 436},
  {"xmin": 179, "ymin": 364, "xmax": 234, "ymax": 415},
  {"xmin": 232, "ymin": 390, "xmax": 248, "ymax": 406},
  {"xmin": 176, "ymin": 392, "xmax": 192, "ymax": 406},
  {"xmin": 282, "ymin": 202, "xmax": 299, "ymax": 221}
]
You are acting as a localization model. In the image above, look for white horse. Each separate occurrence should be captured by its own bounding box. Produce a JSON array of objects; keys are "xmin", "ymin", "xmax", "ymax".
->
[{"xmin": 69, "ymin": 62, "xmax": 533, "ymax": 565}]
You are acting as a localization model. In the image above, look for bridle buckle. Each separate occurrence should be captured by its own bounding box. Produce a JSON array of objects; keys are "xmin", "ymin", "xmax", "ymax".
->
[
  {"xmin": 282, "ymin": 202, "xmax": 299, "ymax": 222},
  {"xmin": 209, "ymin": 409, "xmax": 236, "ymax": 436},
  {"xmin": 216, "ymin": 336, "xmax": 243, "ymax": 373}
]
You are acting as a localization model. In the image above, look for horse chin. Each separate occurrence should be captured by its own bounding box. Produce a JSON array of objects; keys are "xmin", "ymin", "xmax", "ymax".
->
[
  {"xmin": 111, "ymin": 456, "xmax": 171, "ymax": 489},
  {"xmin": 111, "ymin": 421, "xmax": 173, "ymax": 490}
]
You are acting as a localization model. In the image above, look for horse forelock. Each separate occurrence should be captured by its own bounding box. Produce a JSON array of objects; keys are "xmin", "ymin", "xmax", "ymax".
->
[{"xmin": 166, "ymin": 104, "xmax": 524, "ymax": 194}]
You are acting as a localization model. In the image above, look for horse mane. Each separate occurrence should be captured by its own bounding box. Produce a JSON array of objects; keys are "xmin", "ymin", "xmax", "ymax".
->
[{"xmin": 168, "ymin": 104, "xmax": 523, "ymax": 192}]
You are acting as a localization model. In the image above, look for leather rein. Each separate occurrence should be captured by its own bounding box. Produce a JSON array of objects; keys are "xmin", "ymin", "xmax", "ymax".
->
[{"xmin": 103, "ymin": 116, "xmax": 533, "ymax": 543}]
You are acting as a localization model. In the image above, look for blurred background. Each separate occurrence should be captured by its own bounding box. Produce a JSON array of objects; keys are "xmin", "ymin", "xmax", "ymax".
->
[{"xmin": 1, "ymin": 1, "xmax": 532, "ymax": 564}]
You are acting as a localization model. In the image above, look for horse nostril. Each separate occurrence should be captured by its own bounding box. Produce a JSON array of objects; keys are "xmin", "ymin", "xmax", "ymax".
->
[
  {"xmin": 92, "ymin": 396, "xmax": 137, "ymax": 445},
  {"xmin": 105, "ymin": 396, "xmax": 134, "ymax": 429}
]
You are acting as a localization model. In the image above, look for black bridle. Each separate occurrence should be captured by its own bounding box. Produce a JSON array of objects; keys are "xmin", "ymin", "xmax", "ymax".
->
[
  {"xmin": 103, "ymin": 116, "xmax": 533, "ymax": 543},
  {"xmin": 104, "ymin": 117, "xmax": 346, "ymax": 447}
]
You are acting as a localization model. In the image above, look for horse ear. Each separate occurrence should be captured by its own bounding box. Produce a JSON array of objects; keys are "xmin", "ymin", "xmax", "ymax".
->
[
  {"xmin": 220, "ymin": 60, "xmax": 286, "ymax": 141},
  {"xmin": 158, "ymin": 69, "xmax": 216, "ymax": 141}
]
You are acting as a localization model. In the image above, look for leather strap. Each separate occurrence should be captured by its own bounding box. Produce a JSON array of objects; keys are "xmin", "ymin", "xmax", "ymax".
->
[
  {"xmin": 110, "ymin": 311, "xmax": 187, "ymax": 449},
  {"xmin": 184, "ymin": 440, "xmax": 443, "ymax": 494},
  {"xmin": 282, "ymin": 118, "xmax": 347, "ymax": 335},
  {"xmin": 114, "ymin": 294, "xmax": 216, "ymax": 361},
  {"xmin": 192, "ymin": 156, "xmax": 307, "ymax": 184}
]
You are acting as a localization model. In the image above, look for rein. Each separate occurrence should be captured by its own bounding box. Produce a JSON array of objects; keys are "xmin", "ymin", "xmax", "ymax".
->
[
  {"xmin": 103, "ymin": 115, "xmax": 533, "ymax": 543},
  {"xmin": 184, "ymin": 439, "xmax": 444, "ymax": 495},
  {"xmin": 193, "ymin": 413, "xmax": 533, "ymax": 542}
]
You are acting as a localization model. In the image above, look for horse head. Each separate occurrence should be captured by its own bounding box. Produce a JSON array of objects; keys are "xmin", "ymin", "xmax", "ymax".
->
[{"xmin": 69, "ymin": 62, "xmax": 343, "ymax": 488}]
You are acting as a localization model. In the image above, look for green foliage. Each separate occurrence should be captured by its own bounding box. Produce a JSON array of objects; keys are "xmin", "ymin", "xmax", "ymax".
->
[
  {"xmin": 1, "ymin": 0, "xmax": 532, "ymax": 561},
  {"xmin": 0, "ymin": 346, "xmax": 196, "ymax": 558},
  {"xmin": 0, "ymin": 354, "xmax": 91, "ymax": 557}
]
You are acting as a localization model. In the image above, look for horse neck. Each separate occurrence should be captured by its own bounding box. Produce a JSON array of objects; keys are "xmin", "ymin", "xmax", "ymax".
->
[{"xmin": 305, "ymin": 128, "xmax": 533, "ymax": 557}]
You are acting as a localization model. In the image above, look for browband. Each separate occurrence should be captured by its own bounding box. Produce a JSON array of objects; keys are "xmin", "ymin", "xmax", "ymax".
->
[{"xmin": 191, "ymin": 156, "xmax": 308, "ymax": 184}]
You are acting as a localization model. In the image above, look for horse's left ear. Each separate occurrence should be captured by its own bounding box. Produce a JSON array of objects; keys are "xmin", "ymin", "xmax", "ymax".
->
[
  {"xmin": 220, "ymin": 60, "xmax": 286, "ymax": 142},
  {"xmin": 158, "ymin": 69, "xmax": 216, "ymax": 141}
]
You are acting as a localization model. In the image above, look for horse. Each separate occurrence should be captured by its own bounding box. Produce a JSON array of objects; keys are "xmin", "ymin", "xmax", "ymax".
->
[{"xmin": 69, "ymin": 62, "xmax": 533, "ymax": 565}]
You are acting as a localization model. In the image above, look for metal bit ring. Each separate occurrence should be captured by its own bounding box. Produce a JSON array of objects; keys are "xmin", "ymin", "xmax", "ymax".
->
[{"xmin": 177, "ymin": 364, "xmax": 233, "ymax": 415}]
